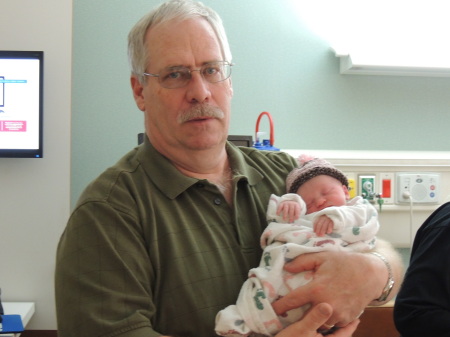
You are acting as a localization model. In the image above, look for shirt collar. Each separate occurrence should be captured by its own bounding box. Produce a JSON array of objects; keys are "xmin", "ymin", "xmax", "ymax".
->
[{"xmin": 136, "ymin": 137, "xmax": 264, "ymax": 199}]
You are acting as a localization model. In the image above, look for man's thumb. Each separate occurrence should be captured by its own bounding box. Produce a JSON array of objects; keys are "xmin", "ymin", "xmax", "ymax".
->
[{"xmin": 309, "ymin": 303, "xmax": 333, "ymax": 327}]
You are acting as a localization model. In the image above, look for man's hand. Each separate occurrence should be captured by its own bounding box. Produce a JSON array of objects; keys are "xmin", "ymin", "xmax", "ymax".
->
[
  {"xmin": 275, "ymin": 303, "xmax": 359, "ymax": 337},
  {"xmin": 272, "ymin": 250, "xmax": 385, "ymax": 328}
]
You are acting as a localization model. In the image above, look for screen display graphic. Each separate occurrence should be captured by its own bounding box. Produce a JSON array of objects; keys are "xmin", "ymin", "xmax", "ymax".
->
[
  {"xmin": 0, "ymin": 76, "xmax": 4, "ymax": 107},
  {"xmin": 0, "ymin": 51, "xmax": 43, "ymax": 158}
]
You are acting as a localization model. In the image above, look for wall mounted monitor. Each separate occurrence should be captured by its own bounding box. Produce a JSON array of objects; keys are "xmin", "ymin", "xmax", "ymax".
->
[
  {"xmin": 0, "ymin": 50, "xmax": 44, "ymax": 158},
  {"xmin": 227, "ymin": 135, "xmax": 253, "ymax": 147}
]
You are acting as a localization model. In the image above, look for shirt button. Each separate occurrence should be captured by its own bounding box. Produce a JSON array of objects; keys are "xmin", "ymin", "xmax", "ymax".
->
[{"xmin": 214, "ymin": 198, "xmax": 222, "ymax": 205}]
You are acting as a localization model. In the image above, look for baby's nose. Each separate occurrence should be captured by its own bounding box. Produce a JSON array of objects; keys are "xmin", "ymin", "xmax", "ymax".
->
[{"xmin": 315, "ymin": 198, "xmax": 327, "ymax": 210}]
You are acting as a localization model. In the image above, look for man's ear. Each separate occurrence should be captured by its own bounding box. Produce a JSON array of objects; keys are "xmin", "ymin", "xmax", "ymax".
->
[{"xmin": 130, "ymin": 75, "xmax": 146, "ymax": 112}]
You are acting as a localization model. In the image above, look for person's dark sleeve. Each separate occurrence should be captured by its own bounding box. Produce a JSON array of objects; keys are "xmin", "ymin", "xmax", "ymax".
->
[{"xmin": 394, "ymin": 202, "xmax": 450, "ymax": 337}]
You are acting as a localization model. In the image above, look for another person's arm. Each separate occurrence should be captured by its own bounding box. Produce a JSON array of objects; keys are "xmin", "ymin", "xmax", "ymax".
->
[
  {"xmin": 394, "ymin": 203, "xmax": 450, "ymax": 337},
  {"xmin": 272, "ymin": 238, "xmax": 403, "ymax": 328}
]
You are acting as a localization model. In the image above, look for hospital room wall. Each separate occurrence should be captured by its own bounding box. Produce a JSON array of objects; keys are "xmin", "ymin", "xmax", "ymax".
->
[
  {"xmin": 0, "ymin": 0, "xmax": 72, "ymax": 330},
  {"xmin": 72, "ymin": 0, "xmax": 450, "ymax": 209}
]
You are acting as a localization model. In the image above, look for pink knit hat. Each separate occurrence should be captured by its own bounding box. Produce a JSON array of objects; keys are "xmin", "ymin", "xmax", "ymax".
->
[{"xmin": 286, "ymin": 154, "xmax": 348, "ymax": 194}]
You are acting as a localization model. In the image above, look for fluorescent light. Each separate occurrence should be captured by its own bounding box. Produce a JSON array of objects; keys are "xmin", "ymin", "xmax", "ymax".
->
[
  {"xmin": 287, "ymin": 0, "xmax": 450, "ymax": 76},
  {"xmin": 339, "ymin": 54, "xmax": 450, "ymax": 77}
]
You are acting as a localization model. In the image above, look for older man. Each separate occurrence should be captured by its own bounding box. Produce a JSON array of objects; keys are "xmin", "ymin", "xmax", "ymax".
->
[{"xmin": 55, "ymin": 1, "xmax": 402, "ymax": 337}]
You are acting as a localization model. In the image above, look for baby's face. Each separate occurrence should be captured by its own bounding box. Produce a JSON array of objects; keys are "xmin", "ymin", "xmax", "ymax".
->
[{"xmin": 297, "ymin": 175, "xmax": 349, "ymax": 214}]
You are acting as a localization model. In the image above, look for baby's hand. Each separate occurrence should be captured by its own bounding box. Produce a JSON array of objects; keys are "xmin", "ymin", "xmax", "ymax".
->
[
  {"xmin": 276, "ymin": 201, "xmax": 301, "ymax": 223},
  {"xmin": 313, "ymin": 215, "xmax": 334, "ymax": 236}
]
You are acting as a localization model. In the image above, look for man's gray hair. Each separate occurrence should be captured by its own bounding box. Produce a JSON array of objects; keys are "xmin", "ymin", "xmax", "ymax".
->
[{"xmin": 128, "ymin": 0, "xmax": 232, "ymax": 84}]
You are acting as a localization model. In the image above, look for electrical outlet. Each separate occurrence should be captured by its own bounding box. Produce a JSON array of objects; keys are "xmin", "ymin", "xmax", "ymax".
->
[{"xmin": 359, "ymin": 175, "xmax": 376, "ymax": 201}]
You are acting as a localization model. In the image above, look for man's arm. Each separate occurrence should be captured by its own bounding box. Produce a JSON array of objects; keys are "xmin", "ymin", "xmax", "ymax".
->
[
  {"xmin": 55, "ymin": 202, "xmax": 159, "ymax": 337},
  {"xmin": 162, "ymin": 303, "xmax": 359, "ymax": 337},
  {"xmin": 367, "ymin": 238, "xmax": 403, "ymax": 306},
  {"xmin": 272, "ymin": 238, "xmax": 403, "ymax": 328},
  {"xmin": 274, "ymin": 303, "xmax": 359, "ymax": 337}
]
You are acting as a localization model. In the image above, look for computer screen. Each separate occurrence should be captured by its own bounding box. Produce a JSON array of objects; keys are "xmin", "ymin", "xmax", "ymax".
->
[{"xmin": 0, "ymin": 50, "xmax": 44, "ymax": 158}]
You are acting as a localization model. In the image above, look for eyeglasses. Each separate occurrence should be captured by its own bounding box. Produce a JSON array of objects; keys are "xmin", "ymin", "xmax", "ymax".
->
[{"xmin": 143, "ymin": 61, "xmax": 233, "ymax": 89}]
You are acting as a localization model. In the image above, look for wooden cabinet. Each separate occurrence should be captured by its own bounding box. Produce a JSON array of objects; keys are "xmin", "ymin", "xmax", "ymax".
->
[{"xmin": 353, "ymin": 301, "xmax": 399, "ymax": 337}]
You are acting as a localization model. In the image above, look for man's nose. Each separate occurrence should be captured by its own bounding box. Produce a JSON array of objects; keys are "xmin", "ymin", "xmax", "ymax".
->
[{"xmin": 186, "ymin": 71, "xmax": 210, "ymax": 103}]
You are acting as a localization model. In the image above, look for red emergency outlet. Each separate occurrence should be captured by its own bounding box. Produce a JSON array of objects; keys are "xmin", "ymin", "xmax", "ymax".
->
[{"xmin": 382, "ymin": 179, "xmax": 391, "ymax": 198}]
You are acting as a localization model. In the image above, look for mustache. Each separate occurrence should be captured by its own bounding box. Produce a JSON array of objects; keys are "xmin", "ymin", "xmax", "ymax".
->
[{"xmin": 177, "ymin": 104, "xmax": 225, "ymax": 124}]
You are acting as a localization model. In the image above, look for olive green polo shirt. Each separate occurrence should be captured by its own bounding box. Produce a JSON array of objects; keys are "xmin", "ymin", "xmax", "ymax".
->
[{"xmin": 55, "ymin": 139, "xmax": 296, "ymax": 337}]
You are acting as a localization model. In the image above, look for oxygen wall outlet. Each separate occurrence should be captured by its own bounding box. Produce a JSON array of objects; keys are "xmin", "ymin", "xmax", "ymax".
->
[
  {"xmin": 396, "ymin": 173, "xmax": 440, "ymax": 204},
  {"xmin": 359, "ymin": 175, "xmax": 376, "ymax": 201}
]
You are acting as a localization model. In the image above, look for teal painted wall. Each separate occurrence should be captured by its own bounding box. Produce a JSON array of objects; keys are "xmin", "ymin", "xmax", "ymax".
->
[{"xmin": 72, "ymin": 0, "xmax": 450, "ymax": 206}]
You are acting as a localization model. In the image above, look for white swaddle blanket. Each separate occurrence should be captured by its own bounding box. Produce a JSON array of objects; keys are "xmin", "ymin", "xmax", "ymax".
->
[{"xmin": 215, "ymin": 194, "xmax": 378, "ymax": 337}]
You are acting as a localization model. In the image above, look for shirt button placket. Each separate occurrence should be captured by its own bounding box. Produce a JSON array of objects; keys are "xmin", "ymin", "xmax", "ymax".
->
[{"xmin": 196, "ymin": 182, "xmax": 222, "ymax": 205}]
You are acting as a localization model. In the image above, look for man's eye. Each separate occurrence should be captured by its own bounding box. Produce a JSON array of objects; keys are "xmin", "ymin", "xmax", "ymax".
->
[
  {"xmin": 203, "ymin": 66, "xmax": 219, "ymax": 76},
  {"xmin": 166, "ymin": 71, "xmax": 182, "ymax": 79},
  {"xmin": 161, "ymin": 68, "xmax": 189, "ymax": 81}
]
